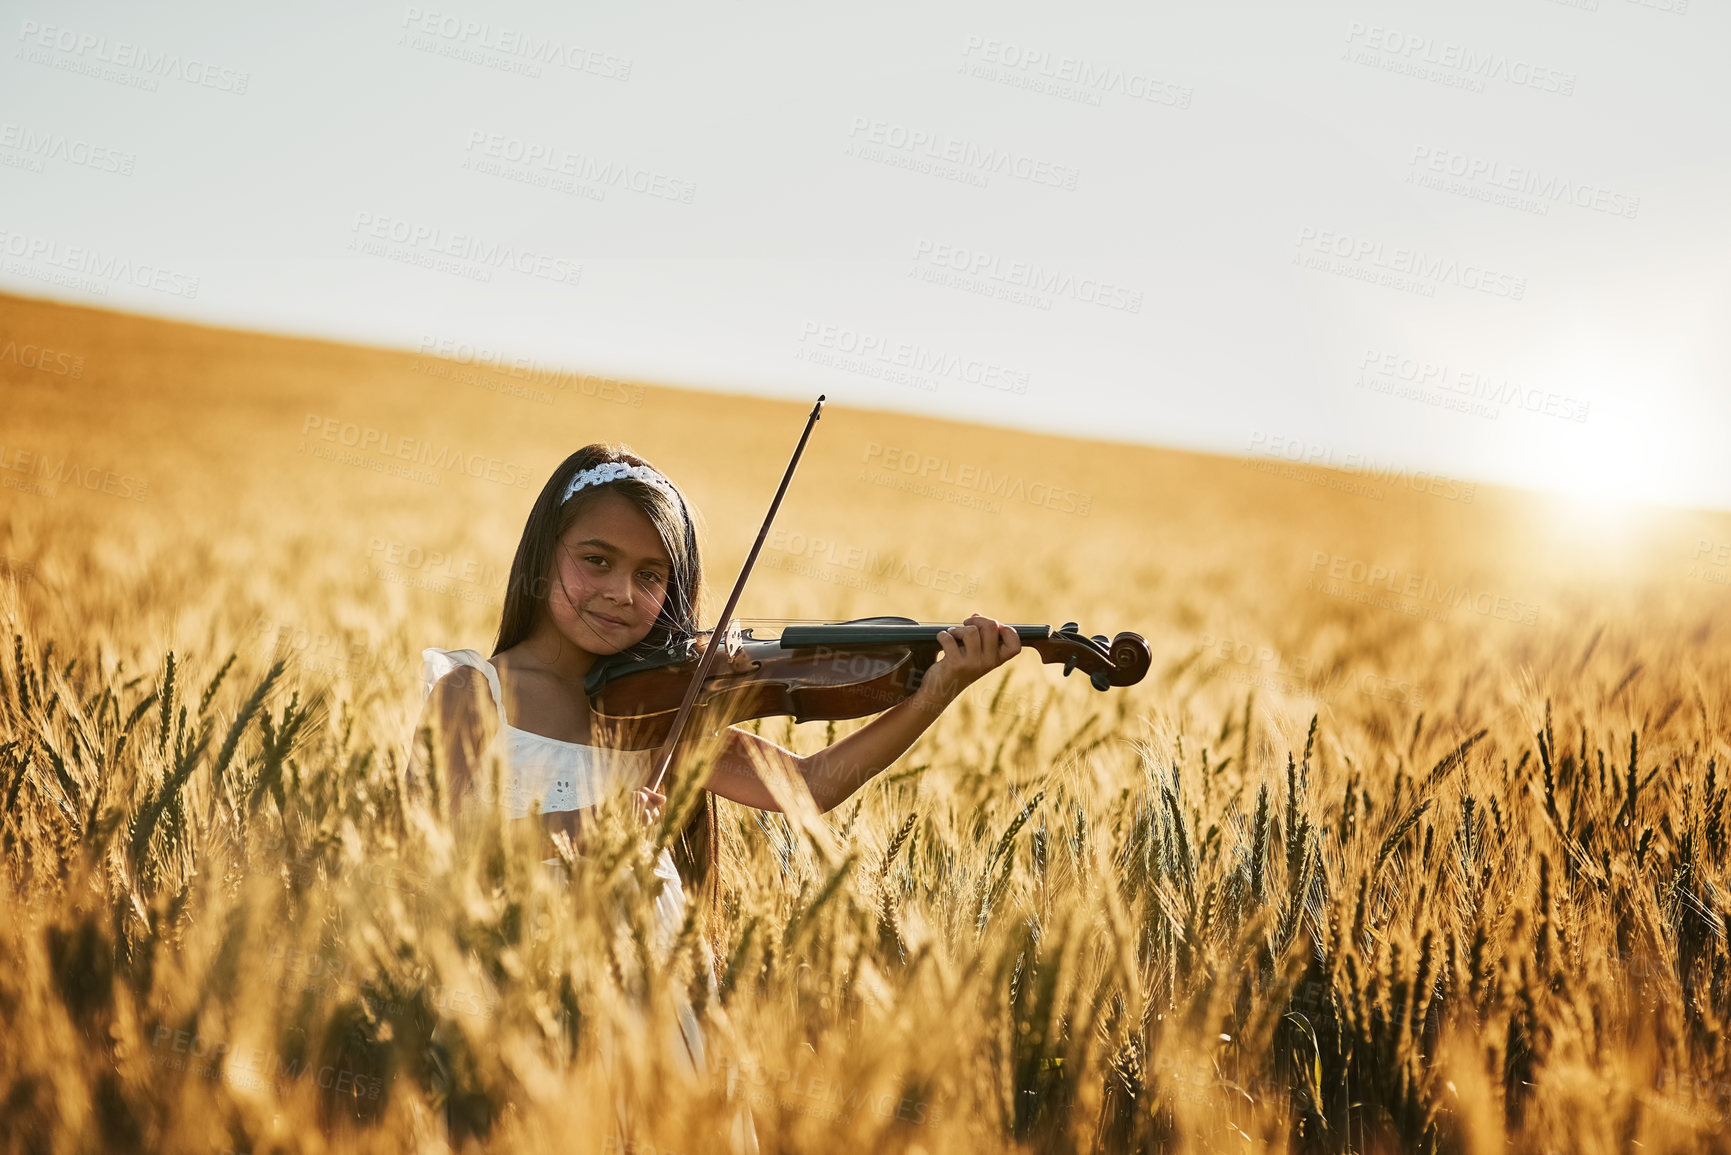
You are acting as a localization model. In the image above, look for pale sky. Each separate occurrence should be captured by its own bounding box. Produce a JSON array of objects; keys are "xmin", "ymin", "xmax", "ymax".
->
[{"xmin": 4, "ymin": 0, "xmax": 1728, "ymax": 508}]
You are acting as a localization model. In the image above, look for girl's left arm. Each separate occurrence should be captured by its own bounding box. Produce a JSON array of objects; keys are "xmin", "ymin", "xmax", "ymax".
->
[{"xmin": 700, "ymin": 613, "xmax": 1022, "ymax": 812}]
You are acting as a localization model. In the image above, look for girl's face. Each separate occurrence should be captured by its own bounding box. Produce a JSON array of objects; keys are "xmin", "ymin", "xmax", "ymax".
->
[{"xmin": 544, "ymin": 489, "xmax": 674, "ymax": 656}]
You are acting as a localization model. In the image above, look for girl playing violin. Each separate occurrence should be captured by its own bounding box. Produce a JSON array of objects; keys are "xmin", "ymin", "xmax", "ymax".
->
[{"xmin": 412, "ymin": 443, "xmax": 1022, "ymax": 1072}]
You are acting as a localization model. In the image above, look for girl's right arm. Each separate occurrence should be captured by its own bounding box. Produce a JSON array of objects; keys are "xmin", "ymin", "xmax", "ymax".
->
[
  {"xmin": 411, "ymin": 666, "xmax": 493, "ymax": 825},
  {"xmin": 412, "ymin": 672, "xmax": 662, "ymax": 848}
]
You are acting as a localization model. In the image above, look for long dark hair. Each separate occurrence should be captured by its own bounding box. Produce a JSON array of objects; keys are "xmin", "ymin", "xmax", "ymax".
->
[{"xmin": 491, "ymin": 443, "xmax": 722, "ymax": 934}]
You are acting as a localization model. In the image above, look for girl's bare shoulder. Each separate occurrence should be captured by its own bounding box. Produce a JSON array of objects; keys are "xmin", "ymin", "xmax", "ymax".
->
[
  {"xmin": 426, "ymin": 651, "xmax": 490, "ymax": 698},
  {"xmin": 425, "ymin": 665, "xmax": 492, "ymax": 733}
]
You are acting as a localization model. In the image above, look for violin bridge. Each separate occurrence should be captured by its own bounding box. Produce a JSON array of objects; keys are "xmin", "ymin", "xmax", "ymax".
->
[{"xmin": 723, "ymin": 619, "xmax": 752, "ymax": 671}]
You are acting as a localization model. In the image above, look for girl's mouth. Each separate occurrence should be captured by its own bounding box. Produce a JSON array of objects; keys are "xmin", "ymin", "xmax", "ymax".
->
[{"xmin": 587, "ymin": 609, "xmax": 631, "ymax": 630}]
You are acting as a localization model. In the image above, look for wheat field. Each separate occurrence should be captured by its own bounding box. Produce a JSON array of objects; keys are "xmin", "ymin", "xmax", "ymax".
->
[{"xmin": 3, "ymin": 290, "xmax": 1731, "ymax": 1154}]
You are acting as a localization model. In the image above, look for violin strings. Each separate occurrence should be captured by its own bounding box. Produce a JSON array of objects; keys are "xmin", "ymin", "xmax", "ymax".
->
[
  {"xmin": 730, "ymin": 617, "xmax": 957, "ymax": 627},
  {"xmin": 693, "ymin": 618, "xmax": 1040, "ymax": 631},
  {"xmin": 682, "ymin": 617, "xmax": 959, "ymax": 637}
]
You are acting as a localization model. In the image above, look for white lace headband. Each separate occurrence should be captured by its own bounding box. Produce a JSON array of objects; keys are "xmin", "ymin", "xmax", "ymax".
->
[{"xmin": 561, "ymin": 460, "xmax": 680, "ymax": 505}]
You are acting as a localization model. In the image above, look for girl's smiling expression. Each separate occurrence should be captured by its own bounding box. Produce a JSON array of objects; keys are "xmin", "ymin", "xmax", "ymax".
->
[{"xmin": 545, "ymin": 489, "xmax": 674, "ymax": 657}]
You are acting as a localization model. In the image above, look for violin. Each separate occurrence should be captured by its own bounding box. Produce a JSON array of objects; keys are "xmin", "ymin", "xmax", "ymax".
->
[
  {"xmin": 584, "ymin": 617, "xmax": 1151, "ymax": 751},
  {"xmin": 628, "ymin": 395, "xmax": 1149, "ymax": 792}
]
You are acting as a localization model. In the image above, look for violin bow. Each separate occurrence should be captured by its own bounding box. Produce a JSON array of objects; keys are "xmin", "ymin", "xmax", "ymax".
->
[{"xmin": 645, "ymin": 393, "xmax": 826, "ymax": 795}]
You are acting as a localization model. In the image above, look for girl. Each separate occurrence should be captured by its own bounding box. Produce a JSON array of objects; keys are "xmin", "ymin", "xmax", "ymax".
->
[{"xmin": 411, "ymin": 442, "xmax": 1021, "ymax": 1126}]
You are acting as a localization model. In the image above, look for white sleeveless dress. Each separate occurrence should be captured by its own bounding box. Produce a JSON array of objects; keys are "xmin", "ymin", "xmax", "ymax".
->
[{"xmin": 419, "ymin": 647, "xmax": 704, "ymax": 1072}]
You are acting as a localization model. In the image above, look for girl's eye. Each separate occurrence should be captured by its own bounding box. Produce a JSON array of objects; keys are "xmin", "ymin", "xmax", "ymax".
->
[
  {"xmin": 639, "ymin": 571, "xmax": 665, "ymax": 586},
  {"xmin": 584, "ymin": 556, "xmax": 608, "ymax": 568}
]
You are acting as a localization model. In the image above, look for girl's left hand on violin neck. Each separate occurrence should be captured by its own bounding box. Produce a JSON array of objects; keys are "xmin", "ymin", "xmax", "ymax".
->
[{"xmin": 908, "ymin": 612, "xmax": 1024, "ymax": 709}]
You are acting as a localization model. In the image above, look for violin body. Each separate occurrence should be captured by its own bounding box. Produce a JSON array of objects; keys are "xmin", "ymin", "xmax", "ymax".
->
[{"xmin": 585, "ymin": 617, "xmax": 1151, "ymax": 750}]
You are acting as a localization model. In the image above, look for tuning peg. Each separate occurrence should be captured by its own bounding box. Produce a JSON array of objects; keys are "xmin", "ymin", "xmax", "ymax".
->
[
  {"xmin": 1060, "ymin": 621, "xmax": 1079, "ymax": 634},
  {"xmin": 1090, "ymin": 670, "xmax": 1111, "ymax": 691},
  {"xmin": 1092, "ymin": 634, "xmax": 1109, "ymax": 648},
  {"xmin": 1063, "ymin": 654, "xmax": 1078, "ymax": 676}
]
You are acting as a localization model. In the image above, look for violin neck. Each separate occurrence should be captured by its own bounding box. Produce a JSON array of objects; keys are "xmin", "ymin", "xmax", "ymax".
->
[
  {"xmin": 776, "ymin": 619, "xmax": 1142, "ymax": 689},
  {"xmin": 778, "ymin": 623, "xmax": 1052, "ymax": 647}
]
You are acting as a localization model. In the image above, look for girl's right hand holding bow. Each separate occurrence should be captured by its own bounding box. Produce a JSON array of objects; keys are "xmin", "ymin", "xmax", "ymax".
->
[{"xmin": 631, "ymin": 786, "xmax": 665, "ymax": 828}]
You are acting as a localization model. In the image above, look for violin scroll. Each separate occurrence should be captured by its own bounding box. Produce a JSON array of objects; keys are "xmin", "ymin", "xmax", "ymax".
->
[{"xmin": 1033, "ymin": 622, "xmax": 1150, "ymax": 692}]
